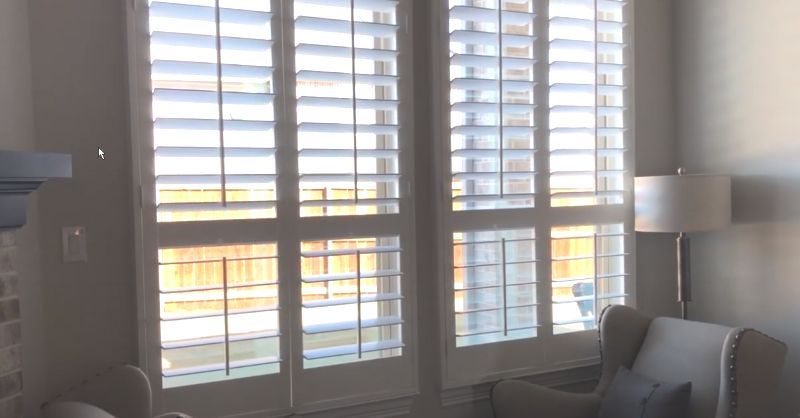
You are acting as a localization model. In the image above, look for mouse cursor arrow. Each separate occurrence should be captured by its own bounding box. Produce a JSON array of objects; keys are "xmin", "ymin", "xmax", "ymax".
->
[{"xmin": 98, "ymin": 147, "xmax": 105, "ymax": 160}]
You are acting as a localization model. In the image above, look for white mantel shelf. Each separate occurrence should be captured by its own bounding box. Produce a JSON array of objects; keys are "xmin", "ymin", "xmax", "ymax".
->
[{"xmin": 0, "ymin": 150, "xmax": 72, "ymax": 230}]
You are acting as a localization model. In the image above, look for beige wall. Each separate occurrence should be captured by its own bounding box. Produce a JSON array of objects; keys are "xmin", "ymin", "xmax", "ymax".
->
[
  {"xmin": 27, "ymin": 0, "xmax": 138, "ymax": 415},
  {"xmin": 0, "ymin": 1, "xmax": 35, "ymax": 152},
  {"xmin": 0, "ymin": 1, "xmax": 48, "ymax": 416},
  {"xmin": 633, "ymin": 0, "xmax": 681, "ymax": 320},
  {"xmin": 674, "ymin": 1, "xmax": 800, "ymax": 416},
  {"xmin": 10, "ymin": 0, "xmax": 678, "ymax": 416}
]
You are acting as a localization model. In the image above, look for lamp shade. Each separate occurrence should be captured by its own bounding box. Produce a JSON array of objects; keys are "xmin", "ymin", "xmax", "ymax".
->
[{"xmin": 635, "ymin": 174, "xmax": 732, "ymax": 233}]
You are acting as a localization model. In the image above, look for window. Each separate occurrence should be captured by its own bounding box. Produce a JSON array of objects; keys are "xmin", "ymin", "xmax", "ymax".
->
[
  {"xmin": 131, "ymin": 0, "xmax": 633, "ymax": 411},
  {"xmin": 134, "ymin": 0, "xmax": 414, "ymax": 414},
  {"xmin": 442, "ymin": 0, "xmax": 632, "ymax": 386}
]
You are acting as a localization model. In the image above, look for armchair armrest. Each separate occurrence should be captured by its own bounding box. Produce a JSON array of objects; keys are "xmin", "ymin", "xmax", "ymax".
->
[
  {"xmin": 43, "ymin": 365, "xmax": 151, "ymax": 418},
  {"xmin": 596, "ymin": 305, "xmax": 653, "ymax": 395},
  {"xmin": 491, "ymin": 380, "xmax": 601, "ymax": 418},
  {"xmin": 42, "ymin": 401, "xmax": 115, "ymax": 418}
]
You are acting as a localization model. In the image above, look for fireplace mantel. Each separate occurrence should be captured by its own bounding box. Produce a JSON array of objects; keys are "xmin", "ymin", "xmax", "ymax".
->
[{"xmin": 0, "ymin": 150, "xmax": 72, "ymax": 230}]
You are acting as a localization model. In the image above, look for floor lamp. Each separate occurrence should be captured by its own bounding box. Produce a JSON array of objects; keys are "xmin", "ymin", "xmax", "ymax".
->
[{"xmin": 634, "ymin": 169, "xmax": 731, "ymax": 319}]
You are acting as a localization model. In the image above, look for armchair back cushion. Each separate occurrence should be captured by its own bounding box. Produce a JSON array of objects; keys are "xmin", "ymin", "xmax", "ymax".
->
[{"xmin": 631, "ymin": 317, "xmax": 733, "ymax": 418}]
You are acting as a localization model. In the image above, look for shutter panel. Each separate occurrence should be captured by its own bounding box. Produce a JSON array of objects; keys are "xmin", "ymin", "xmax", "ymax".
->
[
  {"xmin": 548, "ymin": 0, "xmax": 628, "ymax": 207},
  {"xmin": 300, "ymin": 236, "xmax": 404, "ymax": 367},
  {"xmin": 294, "ymin": 0, "xmax": 402, "ymax": 217},
  {"xmin": 158, "ymin": 243, "xmax": 281, "ymax": 387},
  {"xmin": 149, "ymin": 0, "xmax": 282, "ymax": 389},
  {"xmin": 551, "ymin": 223, "xmax": 627, "ymax": 335},
  {"xmin": 150, "ymin": 0, "xmax": 278, "ymax": 223},
  {"xmin": 443, "ymin": 0, "xmax": 632, "ymax": 381},
  {"xmin": 449, "ymin": 0, "xmax": 537, "ymax": 211},
  {"xmin": 453, "ymin": 228, "xmax": 537, "ymax": 347},
  {"xmin": 142, "ymin": 0, "xmax": 414, "ymax": 406}
]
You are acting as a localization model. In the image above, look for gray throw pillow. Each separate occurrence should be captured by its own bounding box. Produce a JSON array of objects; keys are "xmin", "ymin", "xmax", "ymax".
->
[{"xmin": 597, "ymin": 367, "xmax": 691, "ymax": 418}]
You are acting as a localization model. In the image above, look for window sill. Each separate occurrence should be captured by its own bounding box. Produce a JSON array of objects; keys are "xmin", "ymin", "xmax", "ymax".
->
[
  {"xmin": 440, "ymin": 360, "xmax": 601, "ymax": 407},
  {"xmin": 219, "ymin": 388, "xmax": 420, "ymax": 418}
]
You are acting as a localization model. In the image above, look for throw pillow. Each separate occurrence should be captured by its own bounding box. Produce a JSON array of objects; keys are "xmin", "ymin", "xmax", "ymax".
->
[{"xmin": 597, "ymin": 367, "xmax": 691, "ymax": 418}]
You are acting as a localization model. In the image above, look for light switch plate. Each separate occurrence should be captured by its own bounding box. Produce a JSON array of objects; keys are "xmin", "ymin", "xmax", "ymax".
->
[{"xmin": 62, "ymin": 226, "xmax": 87, "ymax": 262}]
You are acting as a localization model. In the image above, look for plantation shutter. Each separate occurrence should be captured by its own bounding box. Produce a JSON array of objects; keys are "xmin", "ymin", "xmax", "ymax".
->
[
  {"xmin": 142, "ymin": 0, "xmax": 415, "ymax": 412},
  {"xmin": 443, "ymin": 0, "xmax": 632, "ymax": 386},
  {"xmin": 289, "ymin": 0, "xmax": 415, "ymax": 407},
  {"xmin": 299, "ymin": 236, "xmax": 404, "ymax": 367},
  {"xmin": 291, "ymin": 0, "xmax": 407, "ymax": 367},
  {"xmin": 149, "ymin": 0, "xmax": 283, "ymax": 393},
  {"xmin": 294, "ymin": 0, "xmax": 402, "ymax": 217},
  {"xmin": 548, "ymin": 0, "xmax": 627, "ymax": 207},
  {"xmin": 150, "ymin": 0, "xmax": 278, "ymax": 223},
  {"xmin": 449, "ymin": 0, "xmax": 537, "ymax": 211}
]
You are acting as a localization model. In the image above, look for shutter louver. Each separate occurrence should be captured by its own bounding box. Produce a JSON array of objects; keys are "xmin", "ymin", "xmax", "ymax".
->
[
  {"xmin": 548, "ymin": 0, "xmax": 628, "ymax": 207},
  {"xmin": 150, "ymin": 0, "xmax": 278, "ymax": 223},
  {"xmin": 449, "ymin": 0, "xmax": 537, "ymax": 211},
  {"xmin": 301, "ymin": 236, "xmax": 404, "ymax": 367},
  {"xmin": 294, "ymin": 0, "xmax": 402, "ymax": 217}
]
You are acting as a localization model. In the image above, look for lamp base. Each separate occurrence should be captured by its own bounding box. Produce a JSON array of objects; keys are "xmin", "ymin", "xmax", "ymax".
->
[{"xmin": 677, "ymin": 233, "xmax": 691, "ymax": 320}]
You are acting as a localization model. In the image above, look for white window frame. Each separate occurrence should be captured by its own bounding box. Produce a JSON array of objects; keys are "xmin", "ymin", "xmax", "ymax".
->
[
  {"xmin": 433, "ymin": 0, "xmax": 637, "ymax": 390},
  {"xmin": 124, "ymin": 0, "xmax": 420, "ymax": 415}
]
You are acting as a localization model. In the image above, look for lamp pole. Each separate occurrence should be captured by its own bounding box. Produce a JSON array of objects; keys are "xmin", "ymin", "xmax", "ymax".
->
[
  {"xmin": 676, "ymin": 231, "xmax": 691, "ymax": 319},
  {"xmin": 675, "ymin": 168, "xmax": 691, "ymax": 320}
]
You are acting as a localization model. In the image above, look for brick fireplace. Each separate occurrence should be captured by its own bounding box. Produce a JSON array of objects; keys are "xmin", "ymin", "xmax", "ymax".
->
[
  {"xmin": 0, "ymin": 230, "xmax": 22, "ymax": 417},
  {"xmin": 0, "ymin": 150, "xmax": 70, "ymax": 417}
]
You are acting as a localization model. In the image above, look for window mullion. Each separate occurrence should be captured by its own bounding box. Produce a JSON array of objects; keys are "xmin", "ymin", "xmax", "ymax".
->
[{"xmin": 272, "ymin": 0, "xmax": 301, "ymax": 404}]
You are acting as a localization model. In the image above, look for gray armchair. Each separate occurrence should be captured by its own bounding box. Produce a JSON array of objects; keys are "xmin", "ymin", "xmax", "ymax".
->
[{"xmin": 491, "ymin": 305, "xmax": 787, "ymax": 418}]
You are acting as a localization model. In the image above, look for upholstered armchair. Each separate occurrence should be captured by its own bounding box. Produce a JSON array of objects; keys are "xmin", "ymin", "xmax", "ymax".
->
[
  {"xmin": 491, "ymin": 305, "xmax": 787, "ymax": 418},
  {"xmin": 41, "ymin": 365, "xmax": 190, "ymax": 418}
]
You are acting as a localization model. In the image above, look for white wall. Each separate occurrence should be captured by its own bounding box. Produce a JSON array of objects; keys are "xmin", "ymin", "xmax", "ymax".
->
[
  {"xmin": 13, "ymin": 0, "xmax": 677, "ymax": 416},
  {"xmin": 674, "ymin": 1, "xmax": 800, "ymax": 416},
  {"xmin": 0, "ymin": 1, "xmax": 48, "ymax": 416}
]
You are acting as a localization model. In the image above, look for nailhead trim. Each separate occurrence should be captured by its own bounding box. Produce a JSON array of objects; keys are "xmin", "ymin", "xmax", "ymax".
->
[
  {"xmin": 727, "ymin": 329, "xmax": 786, "ymax": 418},
  {"xmin": 727, "ymin": 329, "xmax": 746, "ymax": 418}
]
